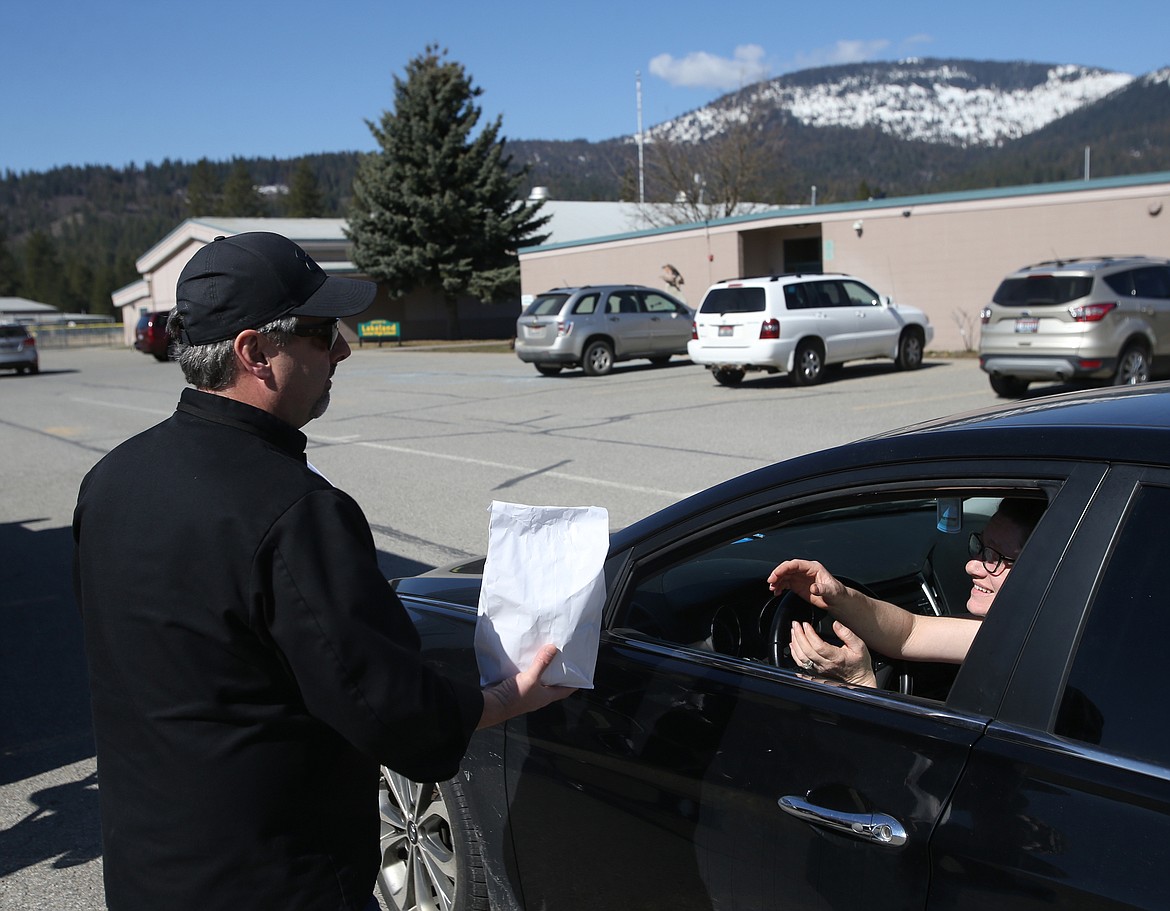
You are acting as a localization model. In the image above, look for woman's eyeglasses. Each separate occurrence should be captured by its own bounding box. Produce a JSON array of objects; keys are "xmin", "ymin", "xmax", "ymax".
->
[
  {"xmin": 968, "ymin": 532, "xmax": 1016, "ymax": 575},
  {"xmin": 289, "ymin": 319, "xmax": 340, "ymax": 350}
]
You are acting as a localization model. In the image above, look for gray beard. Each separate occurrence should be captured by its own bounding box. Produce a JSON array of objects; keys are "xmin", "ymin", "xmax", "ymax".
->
[{"xmin": 308, "ymin": 389, "xmax": 330, "ymax": 421}]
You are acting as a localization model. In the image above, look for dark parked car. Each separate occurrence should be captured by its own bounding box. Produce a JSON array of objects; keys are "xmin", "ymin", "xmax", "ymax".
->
[
  {"xmin": 134, "ymin": 310, "xmax": 174, "ymax": 361},
  {"xmin": 380, "ymin": 382, "xmax": 1170, "ymax": 911}
]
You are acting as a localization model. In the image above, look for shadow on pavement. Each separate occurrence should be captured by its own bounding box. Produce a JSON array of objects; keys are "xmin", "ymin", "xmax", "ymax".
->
[{"xmin": 0, "ymin": 521, "xmax": 95, "ymax": 787}]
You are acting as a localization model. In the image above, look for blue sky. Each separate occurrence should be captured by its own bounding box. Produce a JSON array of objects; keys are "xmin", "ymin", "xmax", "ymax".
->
[{"xmin": 4, "ymin": 0, "xmax": 1168, "ymax": 175}]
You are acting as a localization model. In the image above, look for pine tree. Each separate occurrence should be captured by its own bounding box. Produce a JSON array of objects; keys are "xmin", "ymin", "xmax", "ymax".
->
[
  {"xmin": 0, "ymin": 231, "xmax": 21, "ymax": 296},
  {"xmin": 287, "ymin": 160, "xmax": 326, "ymax": 217},
  {"xmin": 186, "ymin": 158, "xmax": 221, "ymax": 216},
  {"xmin": 220, "ymin": 160, "xmax": 268, "ymax": 216},
  {"xmin": 22, "ymin": 230, "xmax": 64, "ymax": 306},
  {"xmin": 347, "ymin": 45, "xmax": 549, "ymax": 338}
]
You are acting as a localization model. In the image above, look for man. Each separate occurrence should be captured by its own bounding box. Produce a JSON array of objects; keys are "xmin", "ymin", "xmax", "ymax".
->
[
  {"xmin": 73, "ymin": 233, "xmax": 572, "ymax": 910},
  {"xmin": 769, "ymin": 497, "xmax": 1045, "ymax": 686}
]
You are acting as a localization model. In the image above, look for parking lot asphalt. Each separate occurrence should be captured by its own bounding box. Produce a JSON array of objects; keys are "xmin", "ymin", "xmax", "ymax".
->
[{"xmin": 0, "ymin": 344, "xmax": 1050, "ymax": 909}]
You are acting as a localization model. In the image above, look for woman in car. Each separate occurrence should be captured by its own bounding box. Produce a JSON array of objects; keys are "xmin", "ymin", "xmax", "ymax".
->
[{"xmin": 767, "ymin": 497, "xmax": 1046, "ymax": 687}]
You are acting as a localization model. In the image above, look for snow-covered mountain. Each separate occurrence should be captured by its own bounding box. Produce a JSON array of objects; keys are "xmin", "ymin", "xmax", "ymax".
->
[{"xmin": 650, "ymin": 59, "xmax": 1139, "ymax": 148}]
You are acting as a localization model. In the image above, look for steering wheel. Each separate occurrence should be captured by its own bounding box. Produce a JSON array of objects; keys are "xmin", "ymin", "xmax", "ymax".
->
[{"xmin": 765, "ymin": 581, "xmax": 913, "ymax": 695}]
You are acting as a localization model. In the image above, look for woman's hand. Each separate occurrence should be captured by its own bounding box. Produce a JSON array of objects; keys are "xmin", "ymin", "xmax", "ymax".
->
[{"xmin": 789, "ymin": 619, "xmax": 877, "ymax": 688}]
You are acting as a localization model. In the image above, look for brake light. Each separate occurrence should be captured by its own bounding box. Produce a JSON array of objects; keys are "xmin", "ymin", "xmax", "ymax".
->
[
  {"xmin": 691, "ymin": 321, "xmax": 698, "ymax": 340},
  {"xmin": 556, "ymin": 321, "xmax": 572, "ymax": 337},
  {"xmin": 1069, "ymin": 302, "xmax": 1117, "ymax": 322},
  {"xmin": 759, "ymin": 319, "xmax": 780, "ymax": 339},
  {"xmin": 22, "ymin": 336, "xmax": 35, "ymax": 349}
]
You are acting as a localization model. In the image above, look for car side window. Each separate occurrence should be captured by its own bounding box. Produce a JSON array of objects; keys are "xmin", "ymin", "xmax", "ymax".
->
[
  {"xmin": 841, "ymin": 280, "xmax": 880, "ymax": 307},
  {"xmin": 1103, "ymin": 271, "xmax": 1137, "ymax": 296},
  {"xmin": 573, "ymin": 294, "xmax": 599, "ymax": 315},
  {"xmin": 814, "ymin": 281, "xmax": 847, "ymax": 307},
  {"xmin": 783, "ymin": 283, "xmax": 814, "ymax": 310},
  {"xmin": 1055, "ymin": 484, "xmax": 1170, "ymax": 765},
  {"xmin": 615, "ymin": 492, "xmax": 1021, "ymax": 701},
  {"xmin": 642, "ymin": 292, "xmax": 682, "ymax": 313},
  {"xmin": 1132, "ymin": 267, "xmax": 1170, "ymax": 300}
]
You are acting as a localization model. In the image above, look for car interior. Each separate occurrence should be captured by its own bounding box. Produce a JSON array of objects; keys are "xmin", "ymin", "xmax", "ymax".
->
[{"xmin": 616, "ymin": 490, "xmax": 1045, "ymax": 702}]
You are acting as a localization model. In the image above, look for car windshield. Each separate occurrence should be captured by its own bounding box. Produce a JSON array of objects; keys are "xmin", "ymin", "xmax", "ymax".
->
[
  {"xmin": 993, "ymin": 275, "xmax": 1093, "ymax": 306},
  {"xmin": 700, "ymin": 287, "xmax": 766, "ymax": 314},
  {"xmin": 524, "ymin": 295, "xmax": 571, "ymax": 317}
]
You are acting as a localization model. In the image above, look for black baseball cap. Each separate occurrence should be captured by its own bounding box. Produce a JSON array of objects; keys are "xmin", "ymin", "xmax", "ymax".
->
[{"xmin": 175, "ymin": 232, "xmax": 376, "ymax": 345}]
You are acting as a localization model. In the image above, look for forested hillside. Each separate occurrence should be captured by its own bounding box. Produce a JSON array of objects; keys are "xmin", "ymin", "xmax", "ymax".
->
[{"xmin": 2, "ymin": 59, "xmax": 1167, "ymax": 316}]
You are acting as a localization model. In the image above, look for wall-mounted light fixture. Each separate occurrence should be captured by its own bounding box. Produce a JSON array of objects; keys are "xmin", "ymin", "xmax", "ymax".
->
[
  {"xmin": 902, "ymin": 209, "xmax": 912, "ymax": 218},
  {"xmin": 852, "ymin": 220, "xmax": 864, "ymax": 237},
  {"xmin": 1150, "ymin": 202, "xmax": 1163, "ymax": 217}
]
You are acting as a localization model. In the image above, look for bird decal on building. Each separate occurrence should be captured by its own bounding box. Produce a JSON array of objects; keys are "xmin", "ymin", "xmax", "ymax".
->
[{"xmin": 662, "ymin": 264, "xmax": 684, "ymax": 291}]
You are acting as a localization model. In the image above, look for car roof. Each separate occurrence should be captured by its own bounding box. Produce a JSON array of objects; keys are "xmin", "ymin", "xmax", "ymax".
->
[
  {"xmin": 1008, "ymin": 255, "xmax": 1170, "ymax": 275},
  {"xmin": 539, "ymin": 285, "xmax": 664, "ymax": 294},
  {"xmin": 613, "ymin": 381, "xmax": 1170, "ymax": 550},
  {"xmin": 709, "ymin": 272, "xmax": 855, "ymax": 285}
]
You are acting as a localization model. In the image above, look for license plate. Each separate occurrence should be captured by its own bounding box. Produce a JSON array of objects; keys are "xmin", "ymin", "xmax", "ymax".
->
[
  {"xmin": 525, "ymin": 325, "xmax": 546, "ymax": 338},
  {"xmin": 1015, "ymin": 318, "xmax": 1039, "ymax": 333},
  {"xmin": 718, "ymin": 325, "xmax": 734, "ymax": 337}
]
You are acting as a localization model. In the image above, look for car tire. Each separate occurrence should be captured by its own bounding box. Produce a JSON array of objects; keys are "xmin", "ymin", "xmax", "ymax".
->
[
  {"xmin": 535, "ymin": 364, "xmax": 562, "ymax": 377},
  {"xmin": 582, "ymin": 340, "xmax": 614, "ymax": 376},
  {"xmin": 990, "ymin": 374, "xmax": 1029, "ymax": 398},
  {"xmin": 1113, "ymin": 344, "xmax": 1151, "ymax": 386},
  {"xmin": 792, "ymin": 341, "xmax": 825, "ymax": 386},
  {"xmin": 377, "ymin": 771, "xmax": 488, "ymax": 911},
  {"xmin": 713, "ymin": 367, "xmax": 745, "ymax": 387},
  {"xmin": 895, "ymin": 329, "xmax": 925, "ymax": 370},
  {"xmin": 153, "ymin": 351, "xmax": 170, "ymax": 363}
]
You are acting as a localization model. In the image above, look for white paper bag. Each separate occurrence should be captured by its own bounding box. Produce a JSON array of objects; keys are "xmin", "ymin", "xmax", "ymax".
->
[{"xmin": 475, "ymin": 500, "xmax": 609, "ymax": 689}]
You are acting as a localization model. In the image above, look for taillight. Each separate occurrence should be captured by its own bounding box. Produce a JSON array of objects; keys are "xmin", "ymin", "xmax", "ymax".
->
[
  {"xmin": 556, "ymin": 320, "xmax": 572, "ymax": 337},
  {"xmin": 22, "ymin": 336, "xmax": 35, "ymax": 349},
  {"xmin": 1069, "ymin": 301, "xmax": 1117, "ymax": 322},
  {"xmin": 980, "ymin": 307, "xmax": 992, "ymax": 325},
  {"xmin": 759, "ymin": 319, "xmax": 780, "ymax": 339},
  {"xmin": 691, "ymin": 321, "xmax": 698, "ymax": 340}
]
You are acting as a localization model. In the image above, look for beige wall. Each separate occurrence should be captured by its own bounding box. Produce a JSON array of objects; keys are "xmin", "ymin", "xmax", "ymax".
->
[{"xmin": 520, "ymin": 181, "xmax": 1170, "ymax": 352}]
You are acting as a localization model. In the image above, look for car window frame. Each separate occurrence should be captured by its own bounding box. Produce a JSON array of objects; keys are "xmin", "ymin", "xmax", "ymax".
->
[
  {"xmin": 994, "ymin": 464, "xmax": 1160, "ymax": 731},
  {"xmin": 602, "ymin": 459, "xmax": 1105, "ymax": 716}
]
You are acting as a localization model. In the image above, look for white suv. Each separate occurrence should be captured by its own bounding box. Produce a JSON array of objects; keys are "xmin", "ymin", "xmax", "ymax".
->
[{"xmin": 688, "ymin": 273, "xmax": 932, "ymax": 386}]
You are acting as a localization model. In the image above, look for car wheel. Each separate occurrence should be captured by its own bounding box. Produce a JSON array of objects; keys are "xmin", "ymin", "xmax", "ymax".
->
[
  {"xmin": 792, "ymin": 341, "xmax": 824, "ymax": 386},
  {"xmin": 582, "ymin": 340, "xmax": 614, "ymax": 376},
  {"xmin": 895, "ymin": 329, "xmax": 924, "ymax": 370},
  {"xmin": 1113, "ymin": 344, "xmax": 1151, "ymax": 386},
  {"xmin": 535, "ymin": 364, "xmax": 562, "ymax": 377},
  {"xmin": 989, "ymin": 375, "xmax": 1029, "ymax": 398},
  {"xmin": 377, "ymin": 771, "xmax": 488, "ymax": 911},
  {"xmin": 649, "ymin": 355, "xmax": 672, "ymax": 366},
  {"xmin": 712, "ymin": 367, "xmax": 745, "ymax": 387},
  {"xmin": 153, "ymin": 351, "xmax": 170, "ymax": 363}
]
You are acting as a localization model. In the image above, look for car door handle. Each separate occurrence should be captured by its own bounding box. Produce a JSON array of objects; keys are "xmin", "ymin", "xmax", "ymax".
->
[{"xmin": 778, "ymin": 795, "xmax": 907, "ymax": 847}]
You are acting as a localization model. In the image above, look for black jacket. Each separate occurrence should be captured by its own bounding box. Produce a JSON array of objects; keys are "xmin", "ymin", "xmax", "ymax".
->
[{"xmin": 73, "ymin": 388, "xmax": 483, "ymax": 910}]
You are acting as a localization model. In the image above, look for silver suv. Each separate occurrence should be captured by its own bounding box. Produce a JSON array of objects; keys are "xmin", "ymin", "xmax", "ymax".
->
[
  {"xmin": 515, "ymin": 285, "xmax": 693, "ymax": 377},
  {"xmin": 0, "ymin": 323, "xmax": 39, "ymax": 375},
  {"xmin": 979, "ymin": 256, "xmax": 1170, "ymax": 397},
  {"xmin": 688, "ymin": 273, "xmax": 932, "ymax": 387}
]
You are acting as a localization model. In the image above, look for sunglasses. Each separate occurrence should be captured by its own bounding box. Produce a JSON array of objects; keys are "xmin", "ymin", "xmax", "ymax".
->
[
  {"xmin": 968, "ymin": 532, "xmax": 1016, "ymax": 575},
  {"xmin": 289, "ymin": 319, "xmax": 340, "ymax": 350}
]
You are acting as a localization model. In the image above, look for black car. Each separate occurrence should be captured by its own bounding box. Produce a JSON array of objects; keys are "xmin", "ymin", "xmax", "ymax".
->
[{"xmin": 381, "ymin": 382, "xmax": 1170, "ymax": 911}]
